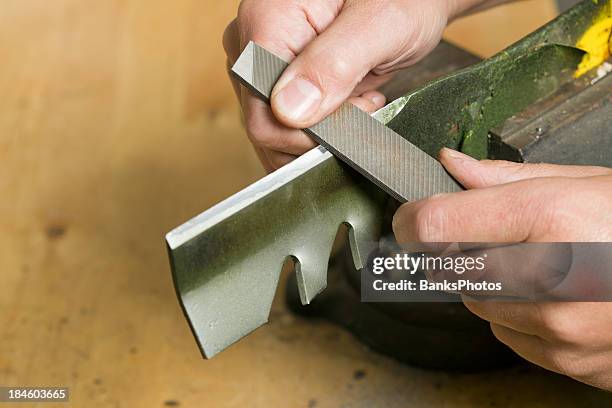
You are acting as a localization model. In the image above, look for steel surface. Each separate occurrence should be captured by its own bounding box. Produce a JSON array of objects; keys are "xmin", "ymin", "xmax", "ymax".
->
[{"xmin": 166, "ymin": 147, "xmax": 387, "ymax": 357}]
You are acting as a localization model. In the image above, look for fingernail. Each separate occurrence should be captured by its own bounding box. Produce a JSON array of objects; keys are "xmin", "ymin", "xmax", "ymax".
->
[
  {"xmin": 366, "ymin": 94, "xmax": 386, "ymax": 106},
  {"xmin": 441, "ymin": 147, "xmax": 476, "ymax": 162},
  {"xmin": 273, "ymin": 76, "xmax": 322, "ymax": 122},
  {"xmin": 369, "ymin": 94, "xmax": 386, "ymax": 106}
]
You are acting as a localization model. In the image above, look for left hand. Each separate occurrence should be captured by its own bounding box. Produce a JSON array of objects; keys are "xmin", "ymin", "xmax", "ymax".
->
[
  {"xmin": 223, "ymin": 0, "xmax": 490, "ymax": 172},
  {"xmin": 392, "ymin": 148, "xmax": 612, "ymax": 390}
]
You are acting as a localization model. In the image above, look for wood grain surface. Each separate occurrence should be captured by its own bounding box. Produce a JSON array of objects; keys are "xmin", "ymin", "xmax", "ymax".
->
[{"xmin": 1, "ymin": 0, "xmax": 610, "ymax": 407}]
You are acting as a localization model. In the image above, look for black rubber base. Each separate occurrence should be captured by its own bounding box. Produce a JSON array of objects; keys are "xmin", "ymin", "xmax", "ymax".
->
[{"xmin": 286, "ymin": 246, "xmax": 520, "ymax": 372}]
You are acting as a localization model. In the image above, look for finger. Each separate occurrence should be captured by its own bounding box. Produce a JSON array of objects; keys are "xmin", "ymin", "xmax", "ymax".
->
[
  {"xmin": 225, "ymin": 21, "xmax": 277, "ymax": 173},
  {"xmin": 237, "ymin": 0, "xmax": 341, "ymax": 60},
  {"xmin": 223, "ymin": 19, "xmax": 240, "ymax": 63},
  {"xmin": 488, "ymin": 301, "xmax": 612, "ymax": 347},
  {"xmin": 223, "ymin": 19, "xmax": 242, "ymax": 101},
  {"xmin": 392, "ymin": 177, "xmax": 560, "ymax": 243},
  {"xmin": 226, "ymin": 59, "xmax": 242, "ymax": 102},
  {"xmin": 396, "ymin": 242, "xmax": 452, "ymax": 254},
  {"xmin": 428, "ymin": 243, "xmax": 573, "ymax": 298},
  {"xmin": 265, "ymin": 150, "xmax": 299, "ymax": 170},
  {"xmin": 224, "ymin": 18, "xmax": 276, "ymax": 173},
  {"xmin": 353, "ymin": 72, "xmax": 395, "ymax": 96},
  {"xmin": 234, "ymin": 1, "xmax": 342, "ymax": 164},
  {"xmin": 489, "ymin": 323, "xmax": 566, "ymax": 375},
  {"xmin": 348, "ymin": 91, "xmax": 386, "ymax": 113},
  {"xmin": 253, "ymin": 146, "xmax": 274, "ymax": 174},
  {"xmin": 270, "ymin": 3, "xmax": 430, "ymax": 128},
  {"xmin": 468, "ymin": 298, "xmax": 612, "ymax": 348},
  {"xmin": 491, "ymin": 323, "xmax": 610, "ymax": 386},
  {"xmin": 463, "ymin": 300, "xmax": 544, "ymax": 336},
  {"xmin": 439, "ymin": 148, "xmax": 612, "ymax": 189},
  {"xmin": 241, "ymin": 88, "xmax": 317, "ymax": 155}
]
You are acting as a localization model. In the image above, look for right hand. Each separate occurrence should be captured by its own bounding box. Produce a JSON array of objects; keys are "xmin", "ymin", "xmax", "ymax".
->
[{"xmin": 223, "ymin": 0, "xmax": 486, "ymax": 172}]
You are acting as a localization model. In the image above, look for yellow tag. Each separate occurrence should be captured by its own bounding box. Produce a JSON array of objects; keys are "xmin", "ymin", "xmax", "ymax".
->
[{"xmin": 575, "ymin": 1, "xmax": 612, "ymax": 77}]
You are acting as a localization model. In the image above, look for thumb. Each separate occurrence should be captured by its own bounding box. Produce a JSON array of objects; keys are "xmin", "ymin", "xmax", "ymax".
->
[
  {"xmin": 270, "ymin": 2, "xmax": 442, "ymax": 128},
  {"xmin": 439, "ymin": 148, "xmax": 612, "ymax": 189}
]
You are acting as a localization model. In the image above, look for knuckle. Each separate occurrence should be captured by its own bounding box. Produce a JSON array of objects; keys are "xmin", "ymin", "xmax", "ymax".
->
[
  {"xmin": 528, "ymin": 179, "xmax": 591, "ymax": 238},
  {"xmin": 268, "ymin": 152, "xmax": 292, "ymax": 169},
  {"xmin": 509, "ymin": 179, "xmax": 555, "ymax": 236},
  {"xmin": 222, "ymin": 20, "xmax": 237, "ymax": 56},
  {"xmin": 245, "ymin": 116, "xmax": 271, "ymax": 145},
  {"xmin": 236, "ymin": 0, "xmax": 254, "ymax": 23},
  {"xmin": 525, "ymin": 162, "xmax": 549, "ymax": 174},
  {"xmin": 392, "ymin": 208, "xmax": 407, "ymax": 240},
  {"xmin": 246, "ymin": 124, "xmax": 295, "ymax": 153},
  {"xmin": 501, "ymin": 161, "xmax": 535, "ymax": 182},
  {"xmin": 245, "ymin": 108, "xmax": 310, "ymax": 153},
  {"xmin": 495, "ymin": 305, "xmax": 522, "ymax": 323},
  {"xmin": 236, "ymin": 3, "xmax": 288, "ymax": 57},
  {"xmin": 236, "ymin": 3, "xmax": 277, "ymax": 47},
  {"xmin": 489, "ymin": 322, "xmax": 506, "ymax": 343},
  {"xmin": 247, "ymin": 126, "xmax": 280, "ymax": 150},
  {"xmin": 539, "ymin": 308, "xmax": 581, "ymax": 345},
  {"xmin": 325, "ymin": 57, "xmax": 354, "ymax": 81},
  {"xmin": 310, "ymin": 56, "xmax": 358, "ymax": 91},
  {"xmin": 414, "ymin": 197, "xmax": 448, "ymax": 242}
]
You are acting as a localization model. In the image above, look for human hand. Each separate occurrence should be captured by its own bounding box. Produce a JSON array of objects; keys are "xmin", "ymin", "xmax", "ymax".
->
[
  {"xmin": 392, "ymin": 148, "xmax": 612, "ymax": 390},
  {"xmin": 223, "ymin": 0, "xmax": 487, "ymax": 171}
]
